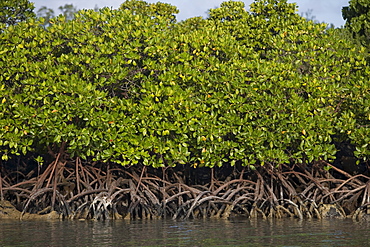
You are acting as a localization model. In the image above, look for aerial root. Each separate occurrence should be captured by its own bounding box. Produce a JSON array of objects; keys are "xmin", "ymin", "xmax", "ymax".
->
[{"xmin": 1, "ymin": 159, "xmax": 370, "ymax": 220}]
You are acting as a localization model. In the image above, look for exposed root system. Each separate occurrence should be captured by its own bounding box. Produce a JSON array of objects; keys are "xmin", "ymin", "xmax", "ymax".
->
[{"xmin": 1, "ymin": 156, "xmax": 369, "ymax": 221}]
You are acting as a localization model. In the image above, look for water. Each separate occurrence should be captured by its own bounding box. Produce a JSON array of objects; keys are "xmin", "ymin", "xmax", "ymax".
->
[{"xmin": 0, "ymin": 217, "xmax": 369, "ymax": 246}]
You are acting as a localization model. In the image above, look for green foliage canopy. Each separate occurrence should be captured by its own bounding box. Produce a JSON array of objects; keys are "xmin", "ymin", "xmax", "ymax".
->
[
  {"xmin": 343, "ymin": 0, "xmax": 370, "ymax": 48},
  {"xmin": 0, "ymin": 0, "xmax": 35, "ymax": 28},
  {"xmin": 0, "ymin": 0, "xmax": 369, "ymax": 167}
]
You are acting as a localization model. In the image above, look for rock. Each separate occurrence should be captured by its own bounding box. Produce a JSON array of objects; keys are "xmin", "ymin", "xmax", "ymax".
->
[
  {"xmin": 0, "ymin": 200, "xmax": 22, "ymax": 219},
  {"xmin": 21, "ymin": 210, "xmax": 61, "ymax": 220},
  {"xmin": 318, "ymin": 203, "xmax": 345, "ymax": 218},
  {"xmin": 0, "ymin": 200, "xmax": 61, "ymax": 220}
]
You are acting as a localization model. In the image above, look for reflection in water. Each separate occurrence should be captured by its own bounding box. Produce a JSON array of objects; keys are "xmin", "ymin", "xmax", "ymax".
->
[{"xmin": 0, "ymin": 217, "xmax": 369, "ymax": 246}]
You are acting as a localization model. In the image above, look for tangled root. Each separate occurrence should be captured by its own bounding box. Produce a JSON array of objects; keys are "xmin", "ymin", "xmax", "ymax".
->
[{"xmin": 1, "ymin": 157, "xmax": 369, "ymax": 220}]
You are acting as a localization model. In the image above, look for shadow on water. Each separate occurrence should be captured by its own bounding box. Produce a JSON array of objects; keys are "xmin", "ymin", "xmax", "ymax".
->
[{"xmin": 0, "ymin": 218, "xmax": 369, "ymax": 246}]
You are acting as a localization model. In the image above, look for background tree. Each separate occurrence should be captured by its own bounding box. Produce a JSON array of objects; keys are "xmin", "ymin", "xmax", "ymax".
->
[
  {"xmin": 36, "ymin": 6, "xmax": 55, "ymax": 27},
  {"xmin": 58, "ymin": 4, "xmax": 79, "ymax": 21},
  {"xmin": 37, "ymin": 4, "xmax": 80, "ymax": 27},
  {"xmin": 300, "ymin": 9, "xmax": 316, "ymax": 22},
  {"xmin": 0, "ymin": 0, "xmax": 35, "ymax": 27}
]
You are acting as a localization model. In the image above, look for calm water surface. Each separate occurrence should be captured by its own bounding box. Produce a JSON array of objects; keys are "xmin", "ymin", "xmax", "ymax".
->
[{"xmin": 0, "ymin": 217, "xmax": 369, "ymax": 246}]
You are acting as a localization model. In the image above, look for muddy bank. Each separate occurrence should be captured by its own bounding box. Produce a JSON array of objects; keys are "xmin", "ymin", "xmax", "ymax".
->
[
  {"xmin": 1, "ymin": 157, "xmax": 370, "ymax": 221},
  {"xmin": 0, "ymin": 200, "xmax": 60, "ymax": 220}
]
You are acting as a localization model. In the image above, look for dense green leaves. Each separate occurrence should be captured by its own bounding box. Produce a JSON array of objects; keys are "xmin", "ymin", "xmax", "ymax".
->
[
  {"xmin": 343, "ymin": 0, "xmax": 370, "ymax": 48},
  {"xmin": 1, "ymin": 0, "xmax": 369, "ymax": 167},
  {"xmin": 0, "ymin": 0, "xmax": 35, "ymax": 28}
]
